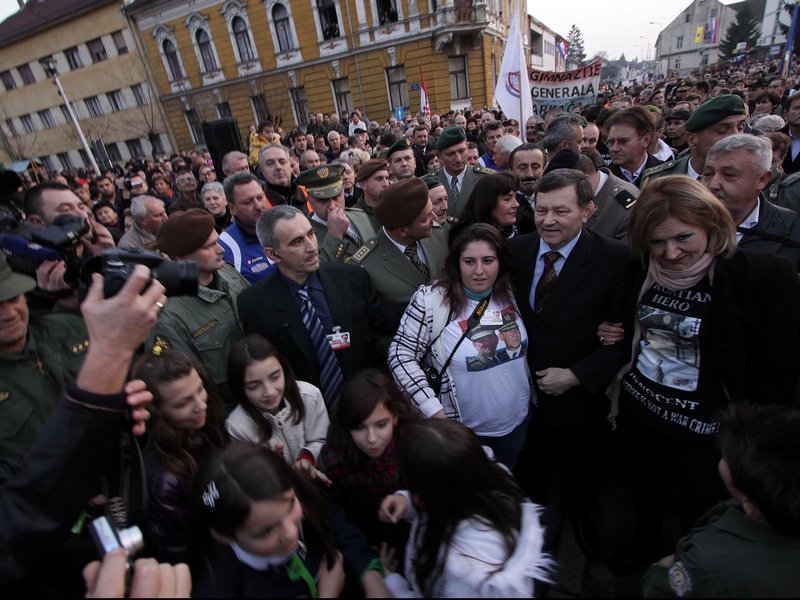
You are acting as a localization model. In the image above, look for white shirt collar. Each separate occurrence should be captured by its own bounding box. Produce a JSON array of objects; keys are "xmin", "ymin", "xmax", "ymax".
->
[
  {"xmin": 594, "ymin": 170, "xmax": 609, "ymax": 196},
  {"xmin": 736, "ymin": 198, "xmax": 760, "ymax": 243},
  {"xmin": 687, "ymin": 159, "xmax": 702, "ymax": 181},
  {"xmin": 537, "ymin": 229, "xmax": 582, "ymax": 262},
  {"xmin": 620, "ymin": 155, "xmax": 649, "ymax": 183}
]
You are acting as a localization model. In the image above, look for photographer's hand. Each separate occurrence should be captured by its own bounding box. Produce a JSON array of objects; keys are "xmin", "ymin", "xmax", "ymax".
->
[
  {"xmin": 81, "ymin": 220, "xmax": 116, "ymax": 256},
  {"xmin": 36, "ymin": 260, "xmax": 70, "ymax": 292},
  {"xmin": 76, "ymin": 265, "xmax": 167, "ymax": 394},
  {"xmin": 83, "ymin": 548, "xmax": 191, "ymax": 598}
]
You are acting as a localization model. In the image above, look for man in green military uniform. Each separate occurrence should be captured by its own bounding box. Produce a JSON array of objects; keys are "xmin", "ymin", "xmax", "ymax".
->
[
  {"xmin": 349, "ymin": 177, "xmax": 448, "ymax": 312},
  {"xmin": 421, "ymin": 173, "xmax": 457, "ymax": 232},
  {"xmin": 466, "ymin": 324, "xmax": 502, "ymax": 372},
  {"xmin": 641, "ymin": 94, "xmax": 747, "ymax": 188},
  {"xmin": 349, "ymin": 158, "xmax": 391, "ymax": 241},
  {"xmin": 149, "ymin": 209, "xmax": 249, "ymax": 393},
  {"xmin": 386, "ymin": 137, "xmax": 417, "ymax": 181},
  {"xmin": 0, "ymin": 253, "xmax": 89, "ymax": 457},
  {"xmin": 436, "ymin": 125, "xmax": 495, "ymax": 216}
]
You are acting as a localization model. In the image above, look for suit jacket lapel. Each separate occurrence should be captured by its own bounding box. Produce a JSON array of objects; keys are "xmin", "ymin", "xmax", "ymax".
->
[
  {"xmin": 268, "ymin": 273, "xmax": 318, "ymax": 366},
  {"xmin": 378, "ymin": 230, "xmax": 426, "ymax": 287},
  {"xmin": 317, "ymin": 266, "xmax": 355, "ymax": 373}
]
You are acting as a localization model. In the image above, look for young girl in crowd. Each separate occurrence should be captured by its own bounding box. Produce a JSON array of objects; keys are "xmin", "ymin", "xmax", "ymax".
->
[
  {"xmin": 226, "ymin": 335, "xmax": 329, "ymax": 480},
  {"xmin": 379, "ymin": 418, "xmax": 552, "ymax": 597},
  {"xmin": 317, "ymin": 370, "xmax": 417, "ymax": 560},
  {"xmin": 132, "ymin": 347, "xmax": 227, "ymax": 564},
  {"xmin": 190, "ymin": 442, "xmax": 391, "ymax": 597}
]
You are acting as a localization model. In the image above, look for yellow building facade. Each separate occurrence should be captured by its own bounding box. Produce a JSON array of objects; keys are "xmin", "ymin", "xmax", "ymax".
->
[{"xmin": 123, "ymin": 0, "xmax": 516, "ymax": 149}]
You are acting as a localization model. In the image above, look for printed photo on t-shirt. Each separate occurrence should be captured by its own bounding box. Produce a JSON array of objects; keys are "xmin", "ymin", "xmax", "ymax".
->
[
  {"xmin": 461, "ymin": 305, "xmax": 528, "ymax": 372},
  {"xmin": 636, "ymin": 304, "xmax": 701, "ymax": 392}
]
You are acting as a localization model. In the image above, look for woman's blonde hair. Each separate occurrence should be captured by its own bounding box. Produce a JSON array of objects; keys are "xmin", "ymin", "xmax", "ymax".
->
[{"xmin": 628, "ymin": 175, "xmax": 737, "ymax": 265}]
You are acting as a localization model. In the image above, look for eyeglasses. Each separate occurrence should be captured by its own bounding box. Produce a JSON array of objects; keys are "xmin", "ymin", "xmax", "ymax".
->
[{"xmin": 606, "ymin": 135, "xmax": 643, "ymax": 148}]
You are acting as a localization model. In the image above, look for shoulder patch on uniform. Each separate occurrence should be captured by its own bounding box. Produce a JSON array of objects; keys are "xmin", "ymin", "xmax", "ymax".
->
[
  {"xmin": 643, "ymin": 160, "xmax": 675, "ymax": 176},
  {"xmin": 350, "ymin": 244, "xmax": 373, "ymax": 263},
  {"xmin": 67, "ymin": 339, "xmax": 90, "ymax": 356},
  {"xmin": 446, "ymin": 215, "xmax": 459, "ymax": 224},
  {"xmin": 192, "ymin": 320, "xmax": 220, "ymax": 339},
  {"xmin": 612, "ymin": 188, "xmax": 637, "ymax": 210},
  {"xmin": 154, "ymin": 335, "xmax": 171, "ymax": 350},
  {"xmin": 473, "ymin": 166, "xmax": 495, "ymax": 175},
  {"xmin": 346, "ymin": 206, "xmax": 366, "ymax": 213},
  {"xmin": 667, "ymin": 561, "xmax": 693, "ymax": 597},
  {"xmin": 432, "ymin": 220, "xmax": 443, "ymax": 228}
]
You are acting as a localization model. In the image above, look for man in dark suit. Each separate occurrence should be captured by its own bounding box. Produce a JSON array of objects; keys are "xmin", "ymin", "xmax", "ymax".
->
[
  {"xmin": 236, "ymin": 205, "xmax": 400, "ymax": 408},
  {"xmin": 605, "ymin": 105, "xmax": 663, "ymax": 188},
  {"xmin": 781, "ymin": 91, "xmax": 800, "ymax": 175},
  {"xmin": 509, "ymin": 169, "xmax": 629, "ymax": 558}
]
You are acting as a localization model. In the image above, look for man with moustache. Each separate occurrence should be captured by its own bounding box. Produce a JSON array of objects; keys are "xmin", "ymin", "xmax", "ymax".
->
[
  {"xmin": 436, "ymin": 126, "xmax": 493, "ymax": 215},
  {"xmin": 386, "ymin": 138, "xmax": 417, "ymax": 181},
  {"xmin": 509, "ymin": 144, "xmax": 546, "ymax": 221}
]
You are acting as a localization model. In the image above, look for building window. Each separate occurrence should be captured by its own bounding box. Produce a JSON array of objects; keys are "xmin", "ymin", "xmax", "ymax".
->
[
  {"xmin": 332, "ymin": 78, "xmax": 354, "ymax": 115},
  {"xmin": 701, "ymin": 53, "xmax": 709, "ymax": 66},
  {"xmin": 685, "ymin": 13, "xmax": 691, "ymax": 23},
  {"xmin": 5, "ymin": 119, "xmax": 17, "ymax": 135},
  {"xmin": 85, "ymin": 96, "xmax": 103, "ymax": 117},
  {"xmin": 105, "ymin": 143, "xmax": 123, "ymax": 162},
  {"xmin": 20, "ymin": 114, "xmax": 36, "ymax": 133},
  {"xmin": 132, "ymin": 84, "xmax": 148, "ymax": 106},
  {"xmin": 217, "ymin": 102, "xmax": 233, "ymax": 118},
  {"xmin": 151, "ymin": 134, "xmax": 165, "ymax": 154},
  {"xmin": 232, "ymin": 17, "xmax": 256, "ymax": 62},
  {"xmin": 87, "ymin": 38, "xmax": 108, "ymax": 63},
  {"xmin": 251, "ymin": 93, "xmax": 269, "ymax": 122},
  {"xmin": 65, "ymin": 47, "xmax": 83, "ymax": 70},
  {"xmin": 185, "ymin": 109, "xmax": 204, "ymax": 143},
  {"xmin": 60, "ymin": 105, "xmax": 72, "ymax": 122},
  {"xmin": 40, "ymin": 155, "xmax": 55, "ymax": 171},
  {"xmin": 318, "ymin": 0, "xmax": 340, "ymax": 40},
  {"xmin": 676, "ymin": 36, "xmax": 683, "ymax": 49},
  {"xmin": 126, "ymin": 138, "xmax": 145, "ymax": 158},
  {"xmin": 112, "ymin": 31, "xmax": 128, "ymax": 55},
  {"xmin": 273, "ymin": 4, "xmax": 294, "ymax": 52},
  {"xmin": 196, "ymin": 29, "xmax": 218, "ymax": 72},
  {"xmin": 18, "ymin": 64, "xmax": 35, "ymax": 85},
  {"xmin": 377, "ymin": 0, "xmax": 399, "ymax": 24},
  {"xmin": 0, "ymin": 70, "xmax": 15, "ymax": 90},
  {"xmin": 38, "ymin": 109, "xmax": 55, "ymax": 129},
  {"xmin": 386, "ymin": 66, "xmax": 409, "ymax": 110},
  {"xmin": 449, "ymin": 56, "xmax": 469, "ymax": 100},
  {"xmin": 711, "ymin": 8, "xmax": 718, "ymax": 17},
  {"xmin": 57, "ymin": 152, "xmax": 74, "ymax": 170},
  {"xmin": 290, "ymin": 87, "xmax": 309, "ymax": 127},
  {"xmin": 163, "ymin": 39, "xmax": 183, "ymax": 80},
  {"xmin": 78, "ymin": 148, "xmax": 90, "ymax": 166},
  {"xmin": 107, "ymin": 90, "xmax": 127, "ymax": 112},
  {"xmin": 675, "ymin": 57, "xmax": 682, "ymax": 70}
]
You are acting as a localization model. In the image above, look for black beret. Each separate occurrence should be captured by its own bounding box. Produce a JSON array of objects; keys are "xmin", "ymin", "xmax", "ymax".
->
[{"xmin": 665, "ymin": 109, "xmax": 692, "ymax": 122}]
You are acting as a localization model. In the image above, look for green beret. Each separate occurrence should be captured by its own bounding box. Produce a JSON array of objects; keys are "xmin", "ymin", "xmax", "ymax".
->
[
  {"xmin": 420, "ymin": 173, "xmax": 444, "ymax": 190},
  {"xmin": 374, "ymin": 177, "xmax": 429, "ymax": 228},
  {"xmin": 387, "ymin": 137, "xmax": 413, "ymax": 158},
  {"xmin": 296, "ymin": 163, "xmax": 344, "ymax": 199},
  {"xmin": 157, "ymin": 208, "xmax": 215, "ymax": 257},
  {"xmin": 685, "ymin": 95, "xmax": 746, "ymax": 132},
  {"xmin": 435, "ymin": 125, "xmax": 467, "ymax": 150},
  {"xmin": 0, "ymin": 252, "xmax": 35, "ymax": 303}
]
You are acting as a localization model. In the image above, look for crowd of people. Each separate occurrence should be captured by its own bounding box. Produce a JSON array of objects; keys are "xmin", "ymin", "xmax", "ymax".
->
[{"xmin": 2, "ymin": 59, "xmax": 800, "ymax": 598}]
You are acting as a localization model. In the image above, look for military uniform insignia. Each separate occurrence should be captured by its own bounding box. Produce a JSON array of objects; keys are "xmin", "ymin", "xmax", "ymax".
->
[
  {"xmin": 446, "ymin": 215, "xmax": 459, "ymax": 224},
  {"xmin": 667, "ymin": 562, "xmax": 693, "ymax": 597},
  {"xmin": 192, "ymin": 320, "xmax": 220, "ymax": 339},
  {"xmin": 68, "ymin": 339, "xmax": 90, "ymax": 356},
  {"xmin": 474, "ymin": 166, "xmax": 495, "ymax": 175},
  {"xmin": 349, "ymin": 239, "xmax": 376, "ymax": 264},
  {"xmin": 154, "ymin": 335, "xmax": 171, "ymax": 350},
  {"xmin": 0, "ymin": 391, "xmax": 9, "ymax": 403},
  {"xmin": 612, "ymin": 188, "xmax": 637, "ymax": 210},
  {"xmin": 432, "ymin": 220, "xmax": 443, "ymax": 228},
  {"xmin": 316, "ymin": 166, "xmax": 329, "ymax": 179}
]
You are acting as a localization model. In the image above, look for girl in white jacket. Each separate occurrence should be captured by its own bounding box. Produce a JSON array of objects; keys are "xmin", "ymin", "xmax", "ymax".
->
[{"xmin": 379, "ymin": 418, "xmax": 553, "ymax": 597}]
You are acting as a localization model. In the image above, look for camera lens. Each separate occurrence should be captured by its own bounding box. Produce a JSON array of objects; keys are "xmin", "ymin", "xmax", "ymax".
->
[
  {"xmin": 153, "ymin": 260, "xmax": 198, "ymax": 296},
  {"xmin": 117, "ymin": 525, "xmax": 144, "ymax": 557}
]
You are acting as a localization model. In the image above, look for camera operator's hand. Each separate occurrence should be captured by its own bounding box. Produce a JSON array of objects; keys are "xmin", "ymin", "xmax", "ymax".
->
[
  {"xmin": 83, "ymin": 548, "xmax": 191, "ymax": 598},
  {"xmin": 36, "ymin": 259, "xmax": 70, "ymax": 292},
  {"xmin": 76, "ymin": 265, "xmax": 167, "ymax": 394},
  {"xmin": 81, "ymin": 219, "xmax": 116, "ymax": 256},
  {"xmin": 125, "ymin": 379, "xmax": 152, "ymax": 437}
]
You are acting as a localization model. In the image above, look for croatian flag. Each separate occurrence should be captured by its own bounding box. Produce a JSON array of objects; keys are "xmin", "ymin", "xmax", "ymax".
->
[
  {"xmin": 419, "ymin": 65, "xmax": 430, "ymax": 116},
  {"xmin": 710, "ymin": 17, "xmax": 719, "ymax": 44},
  {"xmin": 557, "ymin": 40, "xmax": 568, "ymax": 60}
]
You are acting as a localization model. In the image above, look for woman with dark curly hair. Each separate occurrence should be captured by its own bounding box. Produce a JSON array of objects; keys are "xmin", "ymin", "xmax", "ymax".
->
[{"xmin": 131, "ymin": 348, "xmax": 227, "ymax": 564}]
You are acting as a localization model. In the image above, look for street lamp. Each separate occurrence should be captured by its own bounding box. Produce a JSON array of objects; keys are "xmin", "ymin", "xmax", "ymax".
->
[
  {"xmin": 40, "ymin": 56, "xmax": 100, "ymax": 175},
  {"xmin": 640, "ymin": 36, "xmax": 651, "ymax": 79}
]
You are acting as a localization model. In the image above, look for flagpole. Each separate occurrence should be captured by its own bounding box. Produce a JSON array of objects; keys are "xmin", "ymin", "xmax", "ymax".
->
[
  {"xmin": 781, "ymin": 1, "xmax": 799, "ymax": 79},
  {"xmin": 518, "ymin": 1, "xmax": 525, "ymax": 130}
]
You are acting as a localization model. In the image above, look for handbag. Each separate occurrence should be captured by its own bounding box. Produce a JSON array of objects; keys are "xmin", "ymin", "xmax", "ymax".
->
[{"xmin": 422, "ymin": 295, "xmax": 491, "ymax": 395}]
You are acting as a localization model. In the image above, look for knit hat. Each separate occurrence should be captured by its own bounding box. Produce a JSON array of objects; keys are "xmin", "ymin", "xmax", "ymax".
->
[
  {"xmin": 157, "ymin": 209, "xmax": 215, "ymax": 257},
  {"xmin": 685, "ymin": 95, "xmax": 746, "ymax": 132},
  {"xmin": 356, "ymin": 159, "xmax": 389, "ymax": 183},
  {"xmin": 91, "ymin": 199, "xmax": 116, "ymax": 219},
  {"xmin": 374, "ymin": 177, "xmax": 429, "ymax": 228},
  {"xmin": 665, "ymin": 109, "xmax": 692, "ymax": 122},
  {"xmin": 435, "ymin": 125, "xmax": 467, "ymax": 150}
]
